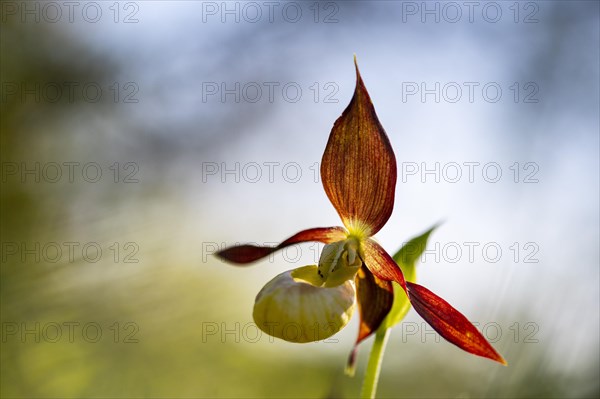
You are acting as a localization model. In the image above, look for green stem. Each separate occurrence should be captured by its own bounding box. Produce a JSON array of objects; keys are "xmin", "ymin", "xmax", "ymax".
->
[{"xmin": 360, "ymin": 327, "xmax": 390, "ymax": 399}]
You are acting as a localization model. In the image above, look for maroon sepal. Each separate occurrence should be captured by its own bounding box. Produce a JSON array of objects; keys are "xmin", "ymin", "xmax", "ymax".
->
[
  {"xmin": 407, "ymin": 282, "xmax": 507, "ymax": 365},
  {"xmin": 216, "ymin": 226, "xmax": 347, "ymax": 264}
]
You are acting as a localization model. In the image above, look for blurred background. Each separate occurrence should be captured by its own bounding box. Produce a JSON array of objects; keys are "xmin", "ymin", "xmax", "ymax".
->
[{"xmin": 1, "ymin": 1, "xmax": 598, "ymax": 398}]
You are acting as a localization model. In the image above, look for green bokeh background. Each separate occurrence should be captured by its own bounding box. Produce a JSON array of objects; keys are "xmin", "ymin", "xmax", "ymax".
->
[{"xmin": 1, "ymin": 1, "xmax": 599, "ymax": 398}]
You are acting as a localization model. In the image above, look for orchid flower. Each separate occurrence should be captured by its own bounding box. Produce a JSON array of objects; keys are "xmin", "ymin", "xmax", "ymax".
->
[{"xmin": 216, "ymin": 58, "xmax": 506, "ymax": 369}]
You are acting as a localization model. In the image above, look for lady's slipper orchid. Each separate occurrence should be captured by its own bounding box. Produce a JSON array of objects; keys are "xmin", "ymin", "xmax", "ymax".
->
[{"xmin": 216, "ymin": 57, "xmax": 506, "ymax": 366}]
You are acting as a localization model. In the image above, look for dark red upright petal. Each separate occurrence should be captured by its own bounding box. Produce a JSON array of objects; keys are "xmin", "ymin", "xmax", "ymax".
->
[
  {"xmin": 406, "ymin": 282, "xmax": 507, "ymax": 365},
  {"xmin": 321, "ymin": 57, "xmax": 397, "ymax": 236},
  {"xmin": 354, "ymin": 265, "xmax": 394, "ymax": 344},
  {"xmin": 216, "ymin": 226, "xmax": 347, "ymax": 264},
  {"xmin": 347, "ymin": 264, "xmax": 394, "ymax": 374}
]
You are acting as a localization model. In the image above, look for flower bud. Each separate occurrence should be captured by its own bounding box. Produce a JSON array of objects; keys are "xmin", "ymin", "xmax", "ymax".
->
[{"xmin": 253, "ymin": 265, "xmax": 355, "ymax": 343}]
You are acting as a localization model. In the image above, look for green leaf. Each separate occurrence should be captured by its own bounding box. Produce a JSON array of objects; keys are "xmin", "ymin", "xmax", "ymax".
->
[{"xmin": 381, "ymin": 223, "xmax": 439, "ymax": 329}]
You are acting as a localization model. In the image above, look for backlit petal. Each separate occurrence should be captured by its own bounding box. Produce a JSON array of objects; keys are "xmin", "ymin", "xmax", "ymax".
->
[
  {"xmin": 383, "ymin": 224, "xmax": 439, "ymax": 329},
  {"xmin": 362, "ymin": 239, "xmax": 506, "ymax": 365},
  {"xmin": 362, "ymin": 239, "xmax": 407, "ymax": 289},
  {"xmin": 216, "ymin": 227, "xmax": 347, "ymax": 264},
  {"xmin": 321, "ymin": 57, "xmax": 397, "ymax": 236},
  {"xmin": 406, "ymin": 282, "xmax": 507, "ymax": 365},
  {"xmin": 354, "ymin": 265, "xmax": 394, "ymax": 345},
  {"xmin": 346, "ymin": 265, "xmax": 393, "ymax": 375}
]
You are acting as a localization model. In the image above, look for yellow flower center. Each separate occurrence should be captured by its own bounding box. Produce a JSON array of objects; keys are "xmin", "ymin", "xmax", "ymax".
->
[{"xmin": 346, "ymin": 219, "xmax": 371, "ymax": 241}]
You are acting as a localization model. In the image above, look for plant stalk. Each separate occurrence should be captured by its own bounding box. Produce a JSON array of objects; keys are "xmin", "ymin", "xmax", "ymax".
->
[{"xmin": 360, "ymin": 327, "xmax": 390, "ymax": 399}]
